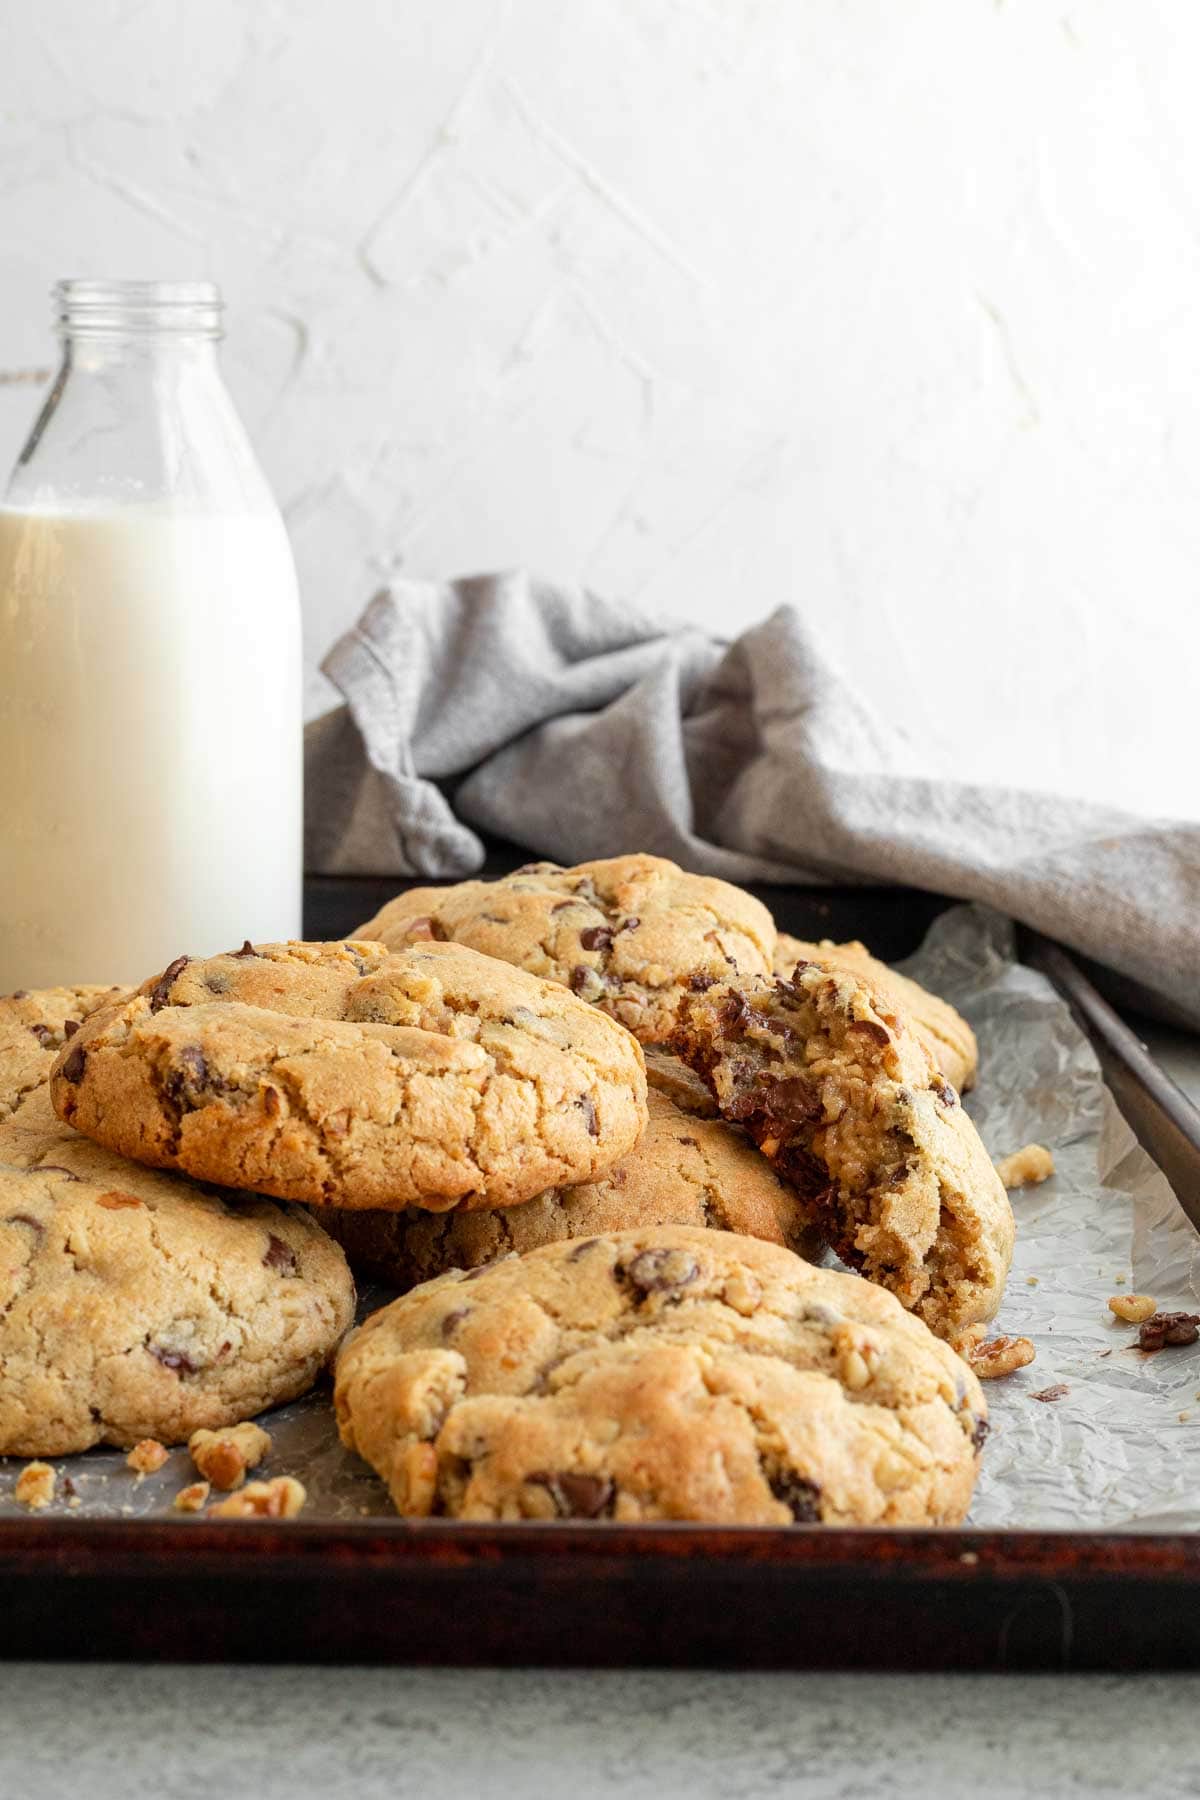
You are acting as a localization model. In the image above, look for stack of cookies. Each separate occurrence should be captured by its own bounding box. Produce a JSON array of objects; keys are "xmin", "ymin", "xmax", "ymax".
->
[{"xmin": 1, "ymin": 852, "xmax": 1013, "ymax": 1527}]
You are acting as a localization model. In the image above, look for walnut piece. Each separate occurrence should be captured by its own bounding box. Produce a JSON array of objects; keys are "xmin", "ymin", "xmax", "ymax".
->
[
  {"xmin": 126, "ymin": 1438, "xmax": 169, "ymax": 1475},
  {"xmin": 188, "ymin": 1421, "xmax": 271, "ymax": 1491},
  {"xmin": 1108, "ymin": 1293, "xmax": 1157, "ymax": 1325},
  {"xmin": 15, "ymin": 1462, "xmax": 56, "ymax": 1510},
  {"xmin": 1138, "ymin": 1312, "xmax": 1200, "ymax": 1352},
  {"xmin": 173, "ymin": 1481, "xmax": 211, "ymax": 1513},
  {"xmin": 208, "ymin": 1476, "xmax": 306, "ymax": 1519},
  {"xmin": 963, "ymin": 1333, "xmax": 1036, "ymax": 1380},
  {"xmin": 994, "ymin": 1144, "xmax": 1055, "ymax": 1190}
]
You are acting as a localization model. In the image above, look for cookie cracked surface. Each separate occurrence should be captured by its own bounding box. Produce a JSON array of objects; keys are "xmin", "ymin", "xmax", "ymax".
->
[
  {"xmin": 670, "ymin": 963, "xmax": 1013, "ymax": 1337},
  {"xmin": 50, "ymin": 940, "xmax": 647, "ymax": 1213},
  {"xmin": 0, "ymin": 1149, "xmax": 355, "ymax": 1457},
  {"xmin": 321, "ymin": 1063, "xmax": 822, "ymax": 1287},
  {"xmin": 355, "ymin": 855, "xmax": 776, "ymax": 1044},
  {"xmin": 773, "ymin": 934, "xmax": 978, "ymax": 1093},
  {"xmin": 334, "ymin": 1225, "xmax": 986, "ymax": 1525}
]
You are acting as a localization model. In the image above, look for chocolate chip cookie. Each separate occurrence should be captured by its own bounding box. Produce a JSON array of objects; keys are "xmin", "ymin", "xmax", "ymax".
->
[
  {"xmin": 773, "ymin": 935, "xmax": 978, "ymax": 1093},
  {"xmin": 670, "ymin": 964, "xmax": 1013, "ymax": 1337},
  {"xmin": 334, "ymin": 1225, "xmax": 987, "ymax": 1525},
  {"xmin": 51, "ymin": 940, "xmax": 647, "ymax": 1213},
  {"xmin": 0, "ymin": 1151, "xmax": 355, "ymax": 1458},
  {"xmin": 355, "ymin": 855, "xmax": 776, "ymax": 1044},
  {"xmin": 0, "ymin": 984, "xmax": 127, "ymax": 1120},
  {"xmin": 321, "ymin": 1068, "xmax": 821, "ymax": 1287}
]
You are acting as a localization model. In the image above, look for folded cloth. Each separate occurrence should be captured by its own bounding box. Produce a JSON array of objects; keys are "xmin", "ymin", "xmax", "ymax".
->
[{"xmin": 306, "ymin": 572, "xmax": 1200, "ymax": 1030}]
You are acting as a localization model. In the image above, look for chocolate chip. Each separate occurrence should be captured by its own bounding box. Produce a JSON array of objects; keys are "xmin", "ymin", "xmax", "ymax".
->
[
  {"xmin": 567, "ymin": 1237, "xmax": 600, "ymax": 1261},
  {"xmin": 569, "ymin": 966, "xmax": 593, "ymax": 995},
  {"xmin": 719, "ymin": 990, "xmax": 752, "ymax": 1035},
  {"xmin": 768, "ymin": 1471, "xmax": 822, "ymax": 1523},
  {"xmin": 1139, "ymin": 1311, "xmax": 1200, "ymax": 1351},
  {"xmin": 7, "ymin": 990, "xmax": 29, "ymax": 1000},
  {"xmin": 527, "ymin": 1471, "xmax": 615, "ymax": 1519},
  {"xmin": 232, "ymin": 940, "xmax": 258, "ymax": 957},
  {"xmin": 149, "ymin": 955, "xmax": 191, "ymax": 1012},
  {"xmin": 576, "ymin": 1093, "xmax": 599, "ymax": 1137},
  {"xmin": 263, "ymin": 1233, "xmax": 298, "ymax": 1276},
  {"xmin": 60, "ymin": 1043, "xmax": 87, "ymax": 1084},
  {"xmin": 932, "ymin": 1077, "xmax": 958, "ymax": 1108},
  {"xmin": 579, "ymin": 926, "xmax": 613, "ymax": 954},
  {"xmin": 971, "ymin": 1417, "xmax": 990, "ymax": 1452},
  {"xmin": 165, "ymin": 1044, "xmax": 210, "ymax": 1108},
  {"xmin": 27, "ymin": 1022, "xmax": 53, "ymax": 1045},
  {"xmin": 441, "ymin": 1307, "xmax": 470, "ymax": 1338},
  {"xmin": 35, "ymin": 1165, "xmax": 81, "ymax": 1181},
  {"xmin": 620, "ymin": 1247, "xmax": 701, "ymax": 1299},
  {"xmin": 61, "ymin": 1476, "xmax": 77, "ymax": 1499},
  {"xmin": 463, "ymin": 1259, "xmax": 503, "ymax": 1282},
  {"xmin": 848, "ymin": 1018, "xmax": 890, "ymax": 1048},
  {"xmin": 687, "ymin": 972, "xmax": 717, "ymax": 992},
  {"xmin": 63, "ymin": 1018, "xmax": 81, "ymax": 1039},
  {"xmin": 619, "ymin": 916, "xmax": 640, "ymax": 934},
  {"xmin": 148, "ymin": 1344, "xmax": 199, "ymax": 1376},
  {"xmin": 1031, "ymin": 1384, "xmax": 1069, "ymax": 1402},
  {"xmin": 678, "ymin": 1135, "xmax": 697, "ymax": 1147},
  {"xmin": 6, "ymin": 1213, "xmax": 45, "ymax": 1238}
]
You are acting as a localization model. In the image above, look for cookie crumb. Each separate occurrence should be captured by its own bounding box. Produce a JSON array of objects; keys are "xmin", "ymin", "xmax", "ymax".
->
[
  {"xmin": 189, "ymin": 1422, "xmax": 271, "ymax": 1491},
  {"xmin": 126, "ymin": 1438, "xmax": 169, "ymax": 1475},
  {"xmin": 173, "ymin": 1481, "xmax": 211, "ymax": 1513},
  {"xmin": 15, "ymin": 1462, "xmax": 56, "ymax": 1510},
  {"xmin": 1108, "ymin": 1293, "xmax": 1156, "ymax": 1324},
  {"xmin": 1180, "ymin": 1411, "xmax": 1192, "ymax": 1424},
  {"xmin": 963, "ymin": 1334, "xmax": 1037, "ymax": 1380},
  {"xmin": 1026, "ymin": 1275, "xmax": 1039, "ymax": 1287},
  {"xmin": 208, "ymin": 1476, "xmax": 306, "ymax": 1519},
  {"xmin": 994, "ymin": 1144, "xmax": 1055, "ymax": 1190}
]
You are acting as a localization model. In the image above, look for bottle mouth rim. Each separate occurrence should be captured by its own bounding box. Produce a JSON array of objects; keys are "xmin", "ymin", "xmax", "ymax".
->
[{"xmin": 55, "ymin": 280, "xmax": 223, "ymax": 337}]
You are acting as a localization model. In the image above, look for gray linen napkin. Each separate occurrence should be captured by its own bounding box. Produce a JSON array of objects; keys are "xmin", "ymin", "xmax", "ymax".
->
[{"xmin": 305, "ymin": 571, "xmax": 1200, "ymax": 1029}]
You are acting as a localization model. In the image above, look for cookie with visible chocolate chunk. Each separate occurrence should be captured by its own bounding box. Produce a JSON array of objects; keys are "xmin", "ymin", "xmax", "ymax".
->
[
  {"xmin": 334, "ymin": 1225, "xmax": 986, "ymax": 1525},
  {"xmin": 0, "ymin": 984, "xmax": 127, "ymax": 1121},
  {"xmin": 321, "ymin": 1072, "xmax": 822, "ymax": 1287},
  {"xmin": 51, "ymin": 939, "xmax": 647, "ymax": 1214},
  {"xmin": 0, "ymin": 1151, "xmax": 354, "ymax": 1457},
  {"xmin": 355, "ymin": 855, "xmax": 776, "ymax": 1044},
  {"xmin": 773, "ymin": 934, "xmax": 978, "ymax": 1093},
  {"xmin": 670, "ymin": 964, "xmax": 1013, "ymax": 1338}
]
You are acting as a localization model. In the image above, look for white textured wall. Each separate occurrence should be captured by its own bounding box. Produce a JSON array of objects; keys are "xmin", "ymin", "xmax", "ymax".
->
[{"xmin": 2, "ymin": 0, "xmax": 1197, "ymax": 815}]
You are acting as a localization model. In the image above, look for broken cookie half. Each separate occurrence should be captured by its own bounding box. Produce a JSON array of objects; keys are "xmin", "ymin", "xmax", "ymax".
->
[{"xmin": 670, "ymin": 960, "xmax": 1014, "ymax": 1339}]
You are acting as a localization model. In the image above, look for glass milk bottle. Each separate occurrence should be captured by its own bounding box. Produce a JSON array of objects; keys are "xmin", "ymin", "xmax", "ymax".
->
[{"xmin": 0, "ymin": 280, "xmax": 302, "ymax": 987}]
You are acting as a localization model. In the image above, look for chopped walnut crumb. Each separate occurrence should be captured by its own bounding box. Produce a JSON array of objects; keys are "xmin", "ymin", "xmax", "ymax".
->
[
  {"xmin": 208, "ymin": 1476, "xmax": 306, "ymax": 1519},
  {"xmin": 994, "ymin": 1144, "xmax": 1055, "ymax": 1190},
  {"xmin": 188, "ymin": 1421, "xmax": 271, "ymax": 1491},
  {"xmin": 1108, "ymin": 1293, "xmax": 1157, "ymax": 1325},
  {"xmin": 1139, "ymin": 1312, "xmax": 1200, "ymax": 1352},
  {"xmin": 126, "ymin": 1438, "xmax": 169, "ymax": 1475},
  {"xmin": 963, "ymin": 1334, "xmax": 1037, "ymax": 1380},
  {"xmin": 173, "ymin": 1481, "xmax": 211, "ymax": 1513},
  {"xmin": 1031, "ymin": 1383, "xmax": 1069, "ymax": 1403},
  {"xmin": 15, "ymin": 1462, "xmax": 56, "ymax": 1510}
]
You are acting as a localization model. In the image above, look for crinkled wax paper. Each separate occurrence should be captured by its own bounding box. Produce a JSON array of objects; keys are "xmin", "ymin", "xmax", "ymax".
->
[{"xmin": 2, "ymin": 905, "xmax": 1197, "ymax": 1528}]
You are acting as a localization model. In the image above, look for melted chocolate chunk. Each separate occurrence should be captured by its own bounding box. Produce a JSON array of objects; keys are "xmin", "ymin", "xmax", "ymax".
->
[
  {"xmin": 263, "ymin": 1233, "xmax": 298, "ymax": 1276},
  {"xmin": 1031, "ymin": 1384, "xmax": 1069, "ymax": 1403},
  {"xmin": 7, "ymin": 990, "xmax": 29, "ymax": 1001},
  {"xmin": 149, "ymin": 955, "xmax": 191, "ymax": 1012},
  {"xmin": 35, "ymin": 1165, "xmax": 81, "ymax": 1181},
  {"xmin": 687, "ymin": 972, "xmax": 718, "ymax": 993},
  {"xmin": 567, "ymin": 1237, "xmax": 600, "ymax": 1261},
  {"xmin": 576, "ymin": 1093, "xmax": 599, "ymax": 1137},
  {"xmin": 848, "ymin": 1018, "xmax": 890, "ymax": 1048},
  {"xmin": 932, "ymin": 1077, "xmax": 958, "ymax": 1108},
  {"xmin": 619, "ymin": 1247, "xmax": 700, "ymax": 1299},
  {"xmin": 971, "ymin": 1417, "xmax": 990, "ymax": 1453},
  {"xmin": 527, "ymin": 1471, "xmax": 615, "ymax": 1519},
  {"xmin": 1139, "ymin": 1311, "xmax": 1200, "ymax": 1351},
  {"xmin": 232, "ymin": 939, "xmax": 258, "ymax": 957},
  {"xmin": 27, "ymin": 1022, "xmax": 53, "ymax": 1045},
  {"xmin": 579, "ymin": 926, "xmax": 613, "ymax": 954},
  {"xmin": 463, "ymin": 1259, "xmax": 504, "ymax": 1282},
  {"xmin": 440, "ymin": 1307, "xmax": 470, "ymax": 1338},
  {"xmin": 62, "ymin": 1018, "xmax": 81, "ymax": 1039},
  {"xmin": 619, "ymin": 916, "xmax": 640, "ymax": 934},
  {"xmin": 60, "ymin": 1043, "xmax": 87, "ymax": 1085},
  {"xmin": 769, "ymin": 1470, "xmax": 823, "ymax": 1522},
  {"xmin": 148, "ymin": 1343, "xmax": 200, "ymax": 1376},
  {"xmin": 164, "ymin": 1044, "xmax": 211, "ymax": 1108},
  {"xmin": 5, "ymin": 1212, "xmax": 45, "ymax": 1238}
]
